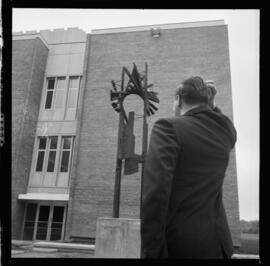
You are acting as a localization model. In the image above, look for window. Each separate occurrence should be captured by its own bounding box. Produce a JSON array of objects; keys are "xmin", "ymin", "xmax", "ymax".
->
[
  {"xmin": 35, "ymin": 136, "xmax": 73, "ymax": 180},
  {"xmin": 36, "ymin": 136, "xmax": 58, "ymax": 173},
  {"xmin": 36, "ymin": 137, "xmax": 47, "ymax": 171},
  {"xmin": 67, "ymin": 77, "xmax": 79, "ymax": 108},
  {"xmin": 43, "ymin": 76, "xmax": 80, "ymax": 120},
  {"xmin": 47, "ymin": 137, "xmax": 58, "ymax": 172},
  {"xmin": 45, "ymin": 79, "xmax": 55, "ymax": 109},
  {"xmin": 23, "ymin": 203, "xmax": 37, "ymax": 240},
  {"xmin": 65, "ymin": 76, "xmax": 80, "ymax": 120},
  {"xmin": 60, "ymin": 136, "xmax": 73, "ymax": 172},
  {"xmin": 44, "ymin": 77, "xmax": 66, "ymax": 110},
  {"xmin": 23, "ymin": 203, "xmax": 66, "ymax": 241},
  {"xmin": 32, "ymin": 135, "xmax": 74, "ymax": 188},
  {"xmin": 36, "ymin": 205, "xmax": 50, "ymax": 240},
  {"xmin": 54, "ymin": 77, "xmax": 66, "ymax": 109},
  {"xmin": 50, "ymin": 206, "xmax": 65, "ymax": 240}
]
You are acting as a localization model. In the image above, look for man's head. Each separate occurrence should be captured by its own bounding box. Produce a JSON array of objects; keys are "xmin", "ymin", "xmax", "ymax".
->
[{"xmin": 173, "ymin": 76, "xmax": 210, "ymax": 116}]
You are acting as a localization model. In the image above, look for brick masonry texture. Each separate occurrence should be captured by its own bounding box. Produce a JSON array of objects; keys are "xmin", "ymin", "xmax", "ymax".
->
[
  {"xmin": 12, "ymin": 38, "xmax": 48, "ymax": 239},
  {"xmin": 69, "ymin": 25, "xmax": 241, "ymax": 246}
]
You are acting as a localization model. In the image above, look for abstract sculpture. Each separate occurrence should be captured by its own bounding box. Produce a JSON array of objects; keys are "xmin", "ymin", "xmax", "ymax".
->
[{"xmin": 110, "ymin": 62, "xmax": 159, "ymax": 218}]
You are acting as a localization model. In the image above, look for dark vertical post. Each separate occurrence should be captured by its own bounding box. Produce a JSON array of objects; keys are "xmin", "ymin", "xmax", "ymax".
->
[
  {"xmin": 140, "ymin": 63, "xmax": 148, "ymax": 258},
  {"xmin": 112, "ymin": 68, "xmax": 125, "ymax": 218},
  {"xmin": 140, "ymin": 63, "xmax": 148, "ymax": 219}
]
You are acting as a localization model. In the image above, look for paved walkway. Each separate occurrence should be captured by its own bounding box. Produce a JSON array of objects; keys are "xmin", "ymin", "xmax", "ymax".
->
[{"xmin": 11, "ymin": 240, "xmax": 259, "ymax": 259}]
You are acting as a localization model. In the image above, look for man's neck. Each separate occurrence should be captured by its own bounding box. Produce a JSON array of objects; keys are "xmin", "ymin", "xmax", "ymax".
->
[{"xmin": 180, "ymin": 104, "xmax": 200, "ymax": 115}]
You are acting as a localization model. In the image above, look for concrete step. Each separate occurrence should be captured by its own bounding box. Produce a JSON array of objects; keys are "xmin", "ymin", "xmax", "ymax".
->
[
  {"xmin": 32, "ymin": 247, "xmax": 58, "ymax": 253},
  {"xmin": 12, "ymin": 240, "xmax": 34, "ymax": 249},
  {"xmin": 12, "ymin": 250, "xmax": 25, "ymax": 255},
  {"xmin": 33, "ymin": 241, "xmax": 95, "ymax": 253},
  {"xmin": 232, "ymin": 254, "xmax": 259, "ymax": 259}
]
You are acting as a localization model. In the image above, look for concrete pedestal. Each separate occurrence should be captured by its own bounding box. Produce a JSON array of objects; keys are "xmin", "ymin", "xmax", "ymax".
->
[{"xmin": 95, "ymin": 217, "xmax": 141, "ymax": 258}]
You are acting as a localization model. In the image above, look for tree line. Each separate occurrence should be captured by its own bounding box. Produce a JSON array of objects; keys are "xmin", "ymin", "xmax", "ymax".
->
[{"xmin": 240, "ymin": 220, "xmax": 259, "ymax": 234}]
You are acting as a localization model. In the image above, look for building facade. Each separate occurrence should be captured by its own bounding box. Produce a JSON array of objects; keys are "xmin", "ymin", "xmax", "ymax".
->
[{"xmin": 12, "ymin": 20, "xmax": 241, "ymax": 247}]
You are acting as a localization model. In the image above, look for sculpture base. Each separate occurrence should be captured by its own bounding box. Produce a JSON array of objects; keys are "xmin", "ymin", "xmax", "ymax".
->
[{"xmin": 94, "ymin": 217, "xmax": 141, "ymax": 258}]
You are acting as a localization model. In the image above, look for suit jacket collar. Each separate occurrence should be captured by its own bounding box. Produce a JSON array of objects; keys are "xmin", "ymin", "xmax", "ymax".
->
[{"xmin": 183, "ymin": 104, "xmax": 212, "ymax": 116}]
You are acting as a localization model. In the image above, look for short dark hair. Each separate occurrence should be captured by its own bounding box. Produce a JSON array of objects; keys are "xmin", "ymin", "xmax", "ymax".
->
[{"xmin": 175, "ymin": 76, "xmax": 209, "ymax": 105}]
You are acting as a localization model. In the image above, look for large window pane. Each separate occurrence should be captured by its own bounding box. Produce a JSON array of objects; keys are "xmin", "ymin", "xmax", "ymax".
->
[
  {"xmin": 52, "ymin": 206, "xmax": 64, "ymax": 222},
  {"xmin": 60, "ymin": 151, "xmax": 70, "ymax": 172},
  {"xmin": 69, "ymin": 77, "xmax": 79, "ymax": 88},
  {"xmin": 23, "ymin": 203, "xmax": 37, "ymax": 241},
  {"xmin": 50, "ymin": 206, "xmax": 64, "ymax": 241},
  {"xmin": 36, "ymin": 151, "xmax": 45, "ymax": 171},
  {"xmin": 63, "ymin": 137, "xmax": 71, "ymax": 149},
  {"xmin": 50, "ymin": 136, "xmax": 58, "ymax": 149},
  {"xmin": 39, "ymin": 137, "xmax": 47, "ymax": 149},
  {"xmin": 47, "ymin": 151, "xmax": 56, "ymax": 172},
  {"xmin": 36, "ymin": 206, "xmax": 50, "ymax": 240},
  {"xmin": 45, "ymin": 91, "xmax": 53, "ymax": 109},
  {"xmin": 38, "ymin": 206, "xmax": 50, "ymax": 221},
  {"xmin": 56, "ymin": 77, "xmax": 66, "ymax": 90},
  {"xmin": 54, "ymin": 90, "xmax": 65, "ymax": 108},
  {"xmin": 36, "ymin": 223, "xmax": 48, "ymax": 240},
  {"xmin": 23, "ymin": 227, "xmax": 35, "ymax": 240},
  {"xmin": 25, "ymin": 203, "xmax": 37, "ymax": 221},
  {"xmin": 48, "ymin": 79, "xmax": 55, "ymax": 90},
  {"xmin": 67, "ymin": 89, "xmax": 77, "ymax": 108}
]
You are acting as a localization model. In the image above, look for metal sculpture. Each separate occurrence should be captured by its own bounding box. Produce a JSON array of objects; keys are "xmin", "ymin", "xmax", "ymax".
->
[{"xmin": 110, "ymin": 62, "xmax": 159, "ymax": 218}]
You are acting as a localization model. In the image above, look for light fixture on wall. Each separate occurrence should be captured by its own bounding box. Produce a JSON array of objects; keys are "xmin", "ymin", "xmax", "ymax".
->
[{"xmin": 150, "ymin": 28, "xmax": 161, "ymax": 38}]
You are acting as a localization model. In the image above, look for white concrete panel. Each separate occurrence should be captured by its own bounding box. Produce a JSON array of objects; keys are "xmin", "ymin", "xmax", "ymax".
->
[
  {"xmin": 49, "ymin": 44, "xmax": 71, "ymax": 55},
  {"xmin": 67, "ymin": 53, "xmax": 84, "ymax": 75},
  {"xmin": 65, "ymin": 28, "xmax": 87, "ymax": 43},
  {"xmin": 40, "ymin": 30, "xmax": 53, "ymax": 43},
  {"xmin": 30, "ymin": 173, "xmax": 43, "ymax": 186},
  {"xmin": 43, "ymin": 172, "xmax": 57, "ymax": 187},
  {"xmin": 70, "ymin": 43, "xmax": 86, "ymax": 54},
  {"xmin": 46, "ymin": 54, "xmax": 69, "ymax": 76},
  {"xmin": 57, "ymin": 173, "xmax": 69, "ymax": 187},
  {"xmin": 51, "ymin": 28, "xmax": 66, "ymax": 43},
  {"xmin": 36, "ymin": 121, "xmax": 77, "ymax": 135}
]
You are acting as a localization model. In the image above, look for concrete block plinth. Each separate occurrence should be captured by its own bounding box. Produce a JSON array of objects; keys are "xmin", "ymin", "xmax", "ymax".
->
[{"xmin": 95, "ymin": 217, "xmax": 141, "ymax": 258}]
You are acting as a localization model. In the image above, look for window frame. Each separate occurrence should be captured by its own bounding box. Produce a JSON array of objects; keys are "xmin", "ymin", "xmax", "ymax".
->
[
  {"xmin": 43, "ymin": 75, "xmax": 81, "ymax": 120},
  {"xmin": 35, "ymin": 137, "xmax": 47, "ymax": 172},
  {"xmin": 44, "ymin": 78, "xmax": 56, "ymax": 110},
  {"xmin": 53, "ymin": 77, "xmax": 67, "ymax": 110},
  {"xmin": 22, "ymin": 202, "xmax": 67, "ymax": 241},
  {"xmin": 58, "ymin": 136, "xmax": 74, "ymax": 174},
  {"xmin": 46, "ymin": 136, "xmax": 58, "ymax": 173},
  {"xmin": 65, "ymin": 76, "xmax": 81, "ymax": 120}
]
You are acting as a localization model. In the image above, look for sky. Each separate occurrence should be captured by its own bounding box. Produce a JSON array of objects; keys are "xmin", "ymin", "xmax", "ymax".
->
[{"xmin": 12, "ymin": 9, "xmax": 260, "ymax": 221}]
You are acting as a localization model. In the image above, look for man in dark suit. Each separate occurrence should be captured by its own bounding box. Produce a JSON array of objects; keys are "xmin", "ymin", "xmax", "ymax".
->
[{"xmin": 141, "ymin": 76, "xmax": 236, "ymax": 259}]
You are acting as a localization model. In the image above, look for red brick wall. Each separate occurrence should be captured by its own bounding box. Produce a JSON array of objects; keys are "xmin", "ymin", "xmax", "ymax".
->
[
  {"xmin": 69, "ymin": 25, "xmax": 241, "ymax": 246},
  {"xmin": 12, "ymin": 38, "xmax": 48, "ymax": 239}
]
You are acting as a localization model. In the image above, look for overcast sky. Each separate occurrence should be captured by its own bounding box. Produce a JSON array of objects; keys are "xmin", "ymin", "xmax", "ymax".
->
[{"xmin": 12, "ymin": 9, "xmax": 260, "ymax": 221}]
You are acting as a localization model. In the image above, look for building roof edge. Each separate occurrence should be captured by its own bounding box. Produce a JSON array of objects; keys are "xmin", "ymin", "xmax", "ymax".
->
[{"xmin": 91, "ymin": 20, "xmax": 225, "ymax": 35}]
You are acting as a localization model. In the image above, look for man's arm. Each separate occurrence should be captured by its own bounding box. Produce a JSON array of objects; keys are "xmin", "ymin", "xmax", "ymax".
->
[
  {"xmin": 205, "ymin": 80, "xmax": 223, "ymax": 114},
  {"xmin": 205, "ymin": 80, "xmax": 237, "ymax": 145},
  {"xmin": 141, "ymin": 118, "xmax": 180, "ymax": 258}
]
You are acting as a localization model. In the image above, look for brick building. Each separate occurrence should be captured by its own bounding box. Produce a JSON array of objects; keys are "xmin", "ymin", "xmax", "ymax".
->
[{"xmin": 12, "ymin": 20, "xmax": 241, "ymax": 247}]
